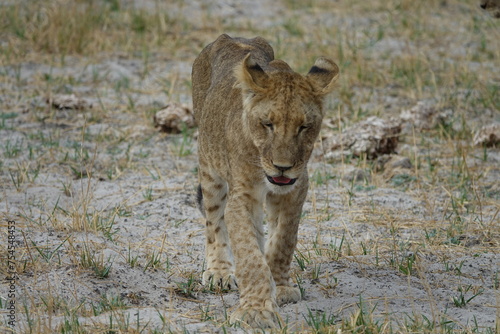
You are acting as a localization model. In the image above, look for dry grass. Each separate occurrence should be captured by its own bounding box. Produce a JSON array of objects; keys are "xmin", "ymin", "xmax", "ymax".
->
[{"xmin": 0, "ymin": 0, "xmax": 499, "ymax": 333}]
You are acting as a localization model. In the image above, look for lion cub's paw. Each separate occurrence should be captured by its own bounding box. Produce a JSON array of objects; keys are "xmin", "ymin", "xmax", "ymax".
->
[
  {"xmin": 202, "ymin": 270, "xmax": 237, "ymax": 290},
  {"xmin": 230, "ymin": 300, "xmax": 279, "ymax": 328},
  {"xmin": 276, "ymin": 285, "xmax": 301, "ymax": 306}
]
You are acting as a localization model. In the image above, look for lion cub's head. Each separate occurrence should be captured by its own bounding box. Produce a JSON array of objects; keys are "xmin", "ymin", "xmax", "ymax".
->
[{"xmin": 235, "ymin": 54, "xmax": 339, "ymax": 192}]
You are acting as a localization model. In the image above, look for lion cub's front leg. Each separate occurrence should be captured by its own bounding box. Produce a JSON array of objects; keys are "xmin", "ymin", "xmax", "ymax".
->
[
  {"xmin": 224, "ymin": 184, "xmax": 280, "ymax": 328},
  {"xmin": 265, "ymin": 179, "xmax": 308, "ymax": 306}
]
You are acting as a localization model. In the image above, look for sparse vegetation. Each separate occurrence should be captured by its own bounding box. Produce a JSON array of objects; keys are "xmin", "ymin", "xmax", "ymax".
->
[{"xmin": 0, "ymin": 0, "xmax": 498, "ymax": 332}]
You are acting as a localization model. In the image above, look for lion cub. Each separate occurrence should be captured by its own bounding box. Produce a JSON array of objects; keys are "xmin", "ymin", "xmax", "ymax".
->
[{"xmin": 192, "ymin": 34, "xmax": 338, "ymax": 328}]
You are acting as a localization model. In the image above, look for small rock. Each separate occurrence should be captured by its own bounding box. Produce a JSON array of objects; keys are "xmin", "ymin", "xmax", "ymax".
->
[
  {"xmin": 48, "ymin": 94, "xmax": 92, "ymax": 110},
  {"xmin": 324, "ymin": 116, "xmax": 401, "ymax": 160},
  {"xmin": 154, "ymin": 103, "xmax": 195, "ymax": 134},
  {"xmin": 473, "ymin": 123, "xmax": 500, "ymax": 147}
]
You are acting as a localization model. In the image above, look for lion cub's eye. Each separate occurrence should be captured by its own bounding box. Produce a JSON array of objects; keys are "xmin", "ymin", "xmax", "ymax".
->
[
  {"xmin": 262, "ymin": 122, "xmax": 274, "ymax": 131},
  {"xmin": 298, "ymin": 125, "xmax": 308, "ymax": 134}
]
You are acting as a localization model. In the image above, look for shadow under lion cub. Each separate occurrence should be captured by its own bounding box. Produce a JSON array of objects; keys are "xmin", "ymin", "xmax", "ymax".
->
[{"xmin": 192, "ymin": 34, "xmax": 339, "ymax": 328}]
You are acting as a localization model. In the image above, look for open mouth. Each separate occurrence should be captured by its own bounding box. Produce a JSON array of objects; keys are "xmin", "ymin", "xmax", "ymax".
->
[{"xmin": 266, "ymin": 175, "xmax": 297, "ymax": 186}]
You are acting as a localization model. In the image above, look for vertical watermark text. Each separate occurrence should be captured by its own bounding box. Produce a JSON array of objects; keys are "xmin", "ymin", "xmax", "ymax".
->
[{"xmin": 6, "ymin": 220, "xmax": 17, "ymax": 331}]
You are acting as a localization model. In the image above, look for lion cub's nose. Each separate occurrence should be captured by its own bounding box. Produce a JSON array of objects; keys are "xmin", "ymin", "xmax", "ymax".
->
[{"xmin": 273, "ymin": 163, "xmax": 293, "ymax": 172}]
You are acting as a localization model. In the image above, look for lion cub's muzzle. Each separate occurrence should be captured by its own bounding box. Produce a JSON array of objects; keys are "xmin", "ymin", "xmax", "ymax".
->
[{"xmin": 264, "ymin": 162, "xmax": 299, "ymax": 186}]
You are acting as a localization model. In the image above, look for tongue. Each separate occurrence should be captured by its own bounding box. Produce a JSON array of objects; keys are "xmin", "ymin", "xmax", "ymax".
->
[{"xmin": 272, "ymin": 176, "xmax": 292, "ymax": 184}]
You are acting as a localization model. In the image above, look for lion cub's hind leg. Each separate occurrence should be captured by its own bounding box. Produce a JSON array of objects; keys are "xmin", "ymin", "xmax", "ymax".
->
[{"xmin": 198, "ymin": 171, "xmax": 236, "ymax": 290}]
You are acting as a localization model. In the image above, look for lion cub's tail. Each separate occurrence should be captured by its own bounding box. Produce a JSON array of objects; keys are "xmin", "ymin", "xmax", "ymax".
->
[{"xmin": 196, "ymin": 184, "xmax": 205, "ymax": 217}]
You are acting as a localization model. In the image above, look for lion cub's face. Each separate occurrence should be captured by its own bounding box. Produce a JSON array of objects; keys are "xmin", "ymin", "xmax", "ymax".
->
[{"xmin": 236, "ymin": 55, "xmax": 338, "ymax": 193}]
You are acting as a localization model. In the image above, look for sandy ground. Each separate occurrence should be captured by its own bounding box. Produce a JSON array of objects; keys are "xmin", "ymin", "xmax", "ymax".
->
[{"xmin": 1, "ymin": 0, "xmax": 499, "ymax": 333}]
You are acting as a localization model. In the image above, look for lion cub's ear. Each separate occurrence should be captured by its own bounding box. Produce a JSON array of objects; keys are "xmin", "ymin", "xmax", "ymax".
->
[
  {"xmin": 306, "ymin": 57, "xmax": 339, "ymax": 96},
  {"xmin": 235, "ymin": 54, "xmax": 269, "ymax": 93}
]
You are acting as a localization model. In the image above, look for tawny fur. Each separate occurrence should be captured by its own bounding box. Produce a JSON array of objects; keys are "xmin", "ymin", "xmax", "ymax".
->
[{"xmin": 192, "ymin": 34, "xmax": 338, "ymax": 328}]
